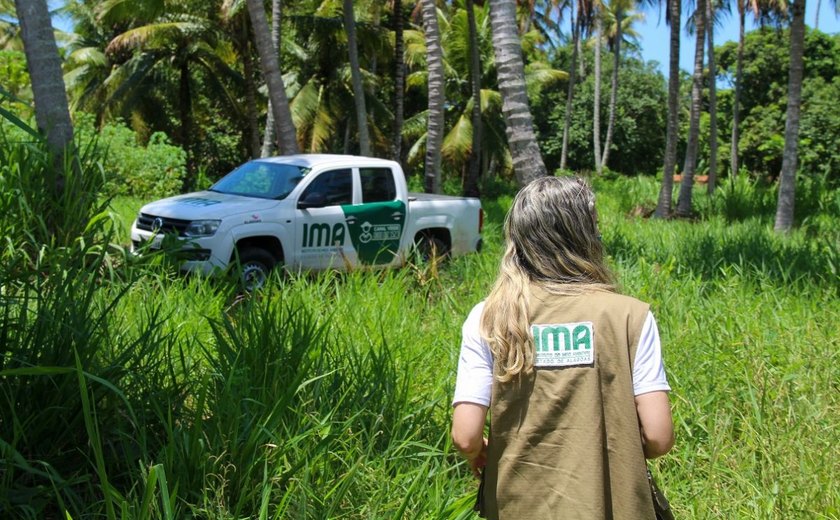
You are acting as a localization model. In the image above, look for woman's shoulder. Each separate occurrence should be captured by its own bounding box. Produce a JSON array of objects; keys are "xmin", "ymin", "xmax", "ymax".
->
[
  {"xmin": 464, "ymin": 301, "xmax": 486, "ymax": 328},
  {"xmin": 586, "ymin": 290, "xmax": 650, "ymax": 313}
]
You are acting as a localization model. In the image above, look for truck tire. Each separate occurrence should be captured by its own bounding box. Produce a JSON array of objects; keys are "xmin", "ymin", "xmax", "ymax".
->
[
  {"xmin": 415, "ymin": 235, "xmax": 449, "ymax": 263},
  {"xmin": 234, "ymin": 247, "xmax": 276, "ymax": 291}
]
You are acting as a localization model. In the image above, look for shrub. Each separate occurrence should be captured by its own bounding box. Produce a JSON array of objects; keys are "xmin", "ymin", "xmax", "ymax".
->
[{"xmin": 74, "ymin": 114, "xmax": 187, "ymax": 199}]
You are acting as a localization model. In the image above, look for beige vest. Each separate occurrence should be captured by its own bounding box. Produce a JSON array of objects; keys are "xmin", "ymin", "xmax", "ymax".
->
[{"xmin": 483, "ymin": 287, "xmax": 655, "ymax": 520}]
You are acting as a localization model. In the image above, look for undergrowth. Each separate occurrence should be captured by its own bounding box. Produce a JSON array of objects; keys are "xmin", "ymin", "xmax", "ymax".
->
[{"xmin": 1, "ymin": 116, "xmax": 838, "ymax": 520}]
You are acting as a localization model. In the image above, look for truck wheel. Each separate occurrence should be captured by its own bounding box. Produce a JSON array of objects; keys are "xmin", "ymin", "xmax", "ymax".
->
[
  {"xmin": 415, "ymin": 235, "xmax": 448, "ymax": 263},
  {"xmin": 234, "ymin": 247, "xmax": 276, "ymax": 291}
]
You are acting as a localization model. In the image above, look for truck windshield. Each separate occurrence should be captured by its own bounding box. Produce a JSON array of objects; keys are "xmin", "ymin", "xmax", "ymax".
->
[{"xmin": 210, "ymin": 161, "xmax": 311, "ymax": 200}]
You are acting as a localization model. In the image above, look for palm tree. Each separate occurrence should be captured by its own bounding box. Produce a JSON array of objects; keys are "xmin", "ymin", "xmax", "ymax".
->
[
  {"xmin": 14, "ymin": 0, "xmax": 76, "ymax": 238},
  {"xmin": 560, "ymin": 0, "xmax": 581, "ymax": 170},
  {"xmin": 675, "ymin": 0, "xmax": 706, "ymax": 217},
  {"xmin": 281, "ymin": 3, "xmax": 392, "ymax": 156},
  {"xmin": 557, "ymin": 0, "xmax": 595, "ymax": 170},
  {"xmin": 221, "ymin": 1, "xmax": 261, "ymax": 158},
  {"xmin": 392, "ymin": 0, "xmax": 406, "ymax": 164},
  {"xmin": 343, "ymin": 0, "xmax": 371, "ymax": 156},
  {"xmin": 729, "ymin": 0, "xmax": 783, "ymax": 178},
  {"xmin": 592, "ymin": 4, "xmax": 603, "ymax": 173},
  {"xmin": 245, "ymin": 0, "xmax": 299, "ymax": 155},
  {"xmin": 600, "ymin": 0, "xmax": 641, "ymax": 170},
  {"xmin": 654, "ymin": 0, "xmax": 680, "ymax": 217},
  {"xmin": 488, "ymin": 0, "xmax": 547, "ymax": 185},
  {"xmin": 14, "ymin": 0, "xmax": 74, "ymax": 161},
  {"xmin": 464, "ymin": 0, "xmax": 483, "ymax": 197},
  {"xmin": 402, "ymin": 3, "xmax": 563, "ymax": 182},
  {"xmin": 774, "ymin": 0, "xmax": 805, "ymax": 232},
  {"xmin": 706, "ymin": 0, "xmax": 718, "ymax": 193},
  {"xmin": 730, "ymin": 0, "xmax": 754, "ymax": 177},
  {"xmin": 421, "ymin": 0, "xmax": 444, "ymax": 193},
  {"xmin": 102, "ymin": 8, "xmax": 248, "ymax": 189},
  {"xmin": 261, "ymin": 0, "xmax": 282, "ymax": 157}
]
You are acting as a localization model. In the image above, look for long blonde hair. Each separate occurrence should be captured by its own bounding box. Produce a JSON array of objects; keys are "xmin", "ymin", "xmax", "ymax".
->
[{"xmin": 480, "ymin": 176, "xmax": 615, "ymax": 382}]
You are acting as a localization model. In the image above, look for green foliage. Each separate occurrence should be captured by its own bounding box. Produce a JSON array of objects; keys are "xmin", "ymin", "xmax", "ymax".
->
[
  {"xmin": 716, "ymin": 28, "xmax": 840, "ymax": 180},
  {"xmin": 0, "ymin": 111, "xmax": 108, "ymax": 252},
  {"xmin": 0, "ymin": 50, "xmax": 31, "ymax": 114},
  {"xmin": 74, "ymin": 114, "xmax": 187, "ymax": 198},
  {"xmin": 2, "ymin": 169, "xmax": 839, "ymax": 517},
  {"xmin": 536, "ymin": 57, "xmax": 668, "ymax": 175},
  {"xmin": 798, "ymin": 76, "xmax": 840, "ymax": 178}
]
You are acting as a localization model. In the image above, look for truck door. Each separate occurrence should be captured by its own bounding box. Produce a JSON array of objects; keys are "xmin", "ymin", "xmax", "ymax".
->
[
  {"xmin": 295, "ymin": 168, "xmax": 356, "ymax": 269},
  {"xmin": 341, "ymin": 167, "xmax": 407, "ymax": 266}
]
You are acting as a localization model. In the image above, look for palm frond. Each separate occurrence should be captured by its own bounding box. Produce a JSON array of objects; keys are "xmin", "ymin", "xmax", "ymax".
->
[
  {"xmin": 524, "ymin": 63, "xmax": 568, "ymax": 87},
  {"xmin": 106, "ymin": 19, "xmax": 206, "ymax": 54},
  {"xmin": 67, "ymin": 46, "xmax": 108, "ymax": 68},
  {"xmin": 309, "ymin": 102, "xmax": 337, "ymax": 152},
  {"xmin": 406, "ymin": 70, "xmax": 428, "ymax": 92},
  {"xmin": 95, "ymin": 0, "xmax": 166, "ymax": 26},
  {"xmin": 442, "ymin": 112, "xmax": 473, "ymax": 164},
  {"xmin": 405, "ymin": 132, "xmax": 427, "ymax": 168},
  {"xmin": 402, "ymin": 29, "xmax": 427, "ymax": 67},
  {"xmin": 402, "ymin": 110, "xmax": 429, "ymax": 140},
  {"xmin": 290, "ymin": 80, "xmax": 323, "ymax": 131}
]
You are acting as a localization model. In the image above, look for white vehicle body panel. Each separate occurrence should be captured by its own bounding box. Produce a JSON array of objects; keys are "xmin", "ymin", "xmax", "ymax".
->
[{"xmin": 130, "ymin": 154, "xmax": 482, "ymax": 278}]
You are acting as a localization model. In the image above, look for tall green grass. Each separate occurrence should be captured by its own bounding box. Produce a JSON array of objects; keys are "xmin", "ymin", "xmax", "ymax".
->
[{"xmin": 2, "ymin": 117, "xmax": 838, "ymax": 520}]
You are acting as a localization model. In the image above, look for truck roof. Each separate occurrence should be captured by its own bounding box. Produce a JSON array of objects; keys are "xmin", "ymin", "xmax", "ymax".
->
[{"xmin": 255, "ymin": 154, "xmax": 398, "ymax": 169}]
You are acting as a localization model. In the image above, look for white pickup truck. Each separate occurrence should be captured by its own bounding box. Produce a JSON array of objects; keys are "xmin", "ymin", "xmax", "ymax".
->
[{"xmin": 131, "ymin": 154, "xmax": 483, "ymax": 286}]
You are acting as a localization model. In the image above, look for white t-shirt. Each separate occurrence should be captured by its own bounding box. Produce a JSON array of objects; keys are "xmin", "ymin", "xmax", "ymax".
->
[{"xmin": 452, "ymin": 302, "xmax": 671, "ymax": 407}]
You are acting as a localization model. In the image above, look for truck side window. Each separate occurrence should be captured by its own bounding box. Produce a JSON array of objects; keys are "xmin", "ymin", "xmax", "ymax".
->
[
  {"xmin": 300, "ymin": 169, "xmax": 353, "ymax": 206},
  {"xmin": 360, "ymin": 168, "xmax": 397, "ymax": 203}
]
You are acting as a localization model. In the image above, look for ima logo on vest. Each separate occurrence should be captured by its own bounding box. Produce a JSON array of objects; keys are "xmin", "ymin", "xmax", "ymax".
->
[
  {"xmin": 533, "ymin": 322, "xmax": 592, "ymax": 351},
  {"xmin": 532, "ymin": 322, "xmax": 594, "ymax": 367}
]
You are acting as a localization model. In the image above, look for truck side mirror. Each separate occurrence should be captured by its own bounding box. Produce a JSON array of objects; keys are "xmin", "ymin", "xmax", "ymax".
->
[{"xmin": 298, "ymin": 191, "xmax": 326, "ymax": 209}]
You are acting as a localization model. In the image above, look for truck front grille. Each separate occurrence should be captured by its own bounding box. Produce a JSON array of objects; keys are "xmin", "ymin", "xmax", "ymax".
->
[{"xmin": 136, "ymin": 213, "xmax": 190, "ymax": 236}]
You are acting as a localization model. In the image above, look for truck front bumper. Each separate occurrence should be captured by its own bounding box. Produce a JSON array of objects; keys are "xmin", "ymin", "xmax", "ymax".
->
[{"xmin": 130, "ymin": 227, "xmax": 227, "ymax": 276}]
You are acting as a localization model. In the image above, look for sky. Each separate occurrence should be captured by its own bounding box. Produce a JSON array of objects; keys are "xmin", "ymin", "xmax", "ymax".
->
[{"xmin": 635, "ymin": 1, "xmax": 840, "ymax": 79}]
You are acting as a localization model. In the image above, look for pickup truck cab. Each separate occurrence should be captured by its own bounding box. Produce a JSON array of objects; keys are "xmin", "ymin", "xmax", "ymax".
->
[{"xmin": 131, "ymin": 154, "xmax": 483, "ymax": 287}]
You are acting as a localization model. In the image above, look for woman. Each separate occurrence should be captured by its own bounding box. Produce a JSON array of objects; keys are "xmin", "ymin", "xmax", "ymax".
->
[{"xmin": 452, "ymin": 177, "xmax": 674, "ymax": 519}]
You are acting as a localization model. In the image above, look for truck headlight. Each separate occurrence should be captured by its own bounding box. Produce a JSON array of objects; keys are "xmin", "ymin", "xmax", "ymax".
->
[{"xmin": 184, "ymin": 219, "xmax": 221, "ymax": 237}]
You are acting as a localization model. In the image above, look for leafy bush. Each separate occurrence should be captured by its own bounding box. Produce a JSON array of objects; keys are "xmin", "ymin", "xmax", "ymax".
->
[{"xmin": 74, "ymin": 114, "xmax": 187, "ymax": 199}]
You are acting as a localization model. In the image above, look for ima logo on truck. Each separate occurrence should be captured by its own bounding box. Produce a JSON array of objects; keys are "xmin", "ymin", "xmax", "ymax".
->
[{"xmin": 302, "ymin": 222, "xmax": 346, "ymax": 248}]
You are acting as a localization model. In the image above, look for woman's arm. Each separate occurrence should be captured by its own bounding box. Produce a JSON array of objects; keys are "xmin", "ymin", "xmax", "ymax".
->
[
  {"xmin": 635, "ymin": 391, "xmax": 674, "ymax": 459},
  {"xmin": 452, "ymin": 402, "xmax": 488, "ymax": 477}
]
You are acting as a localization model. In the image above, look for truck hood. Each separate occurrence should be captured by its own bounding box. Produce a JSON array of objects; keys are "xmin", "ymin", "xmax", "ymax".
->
[{"xmin": 139, "ymin": 191, "xmax": 281, "ymax": 220}]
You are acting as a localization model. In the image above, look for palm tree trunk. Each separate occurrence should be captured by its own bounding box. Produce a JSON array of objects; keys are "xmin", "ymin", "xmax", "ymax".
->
[
  {"xmin": 577, "ymin": 30, "xmax": 586, "ymax": 77},
  {"xmin": 261, "ymin": 0, "xmax": 282, "ymax": 158},
  {"xmin": 246, "ymin": 0, "xmax": 299, "ymax": 155},
  {"xmin": 178, "ymin": 60, "xmax": 195, "ymax": 191},
  {"xmin": 706, "ymin": 0, "xmax": 718, "ymax": 194},
  {"xmin": 241, "ymin": 20, "xmax": 261, "ymax": 158},
  {"xmin": 343, "ymin": 0, "xmax": 371, "ymax": 156},
  {"xmin": 814, "ymin": 0, "xmax": 821, "ymax": 29},
  {"xmin": 654, "ymin": 0, "xmax": 681, "ymax": 217},
  {"xmin": 392, "ymin": 0, "xmax": 405, "ymax": 164},
  {"xmin": 560, "ymin": 5, "xmax": 579, "ymax": 171},
  {"xmin": 488, "ymin": 0, "xmax": 547, "ymax": 186},
  {"xmin": 676, "ymin": 0, "xmax": 706, "ymax": 217},
  {"xmin": 463, "ymin": 0, "xmax": 482, "ymax": 198},
  {"xmin": 600, "ymin": 9, "xmax": 621, "ymax": 170},
  {"xmin": 774, "ymin": 0, "xmax": 806, "ymax": 232},
  {"xmin": 592, "ymin": 14, "xmax": 603, "ymax": 174},
  {"xmin": 15, "ymin": 0, "xmax": 77, "ymax": 238},
  {"xmin": 422, "ymin": 0, "xmax": 444, "ymax": 193},
  {"xmin": 14, "ymin": 0, "xmax": 74, "ymax": 160},
  {"xmin": 729, "ymin": 3, "xmax": 745, "ymax": 177}
]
